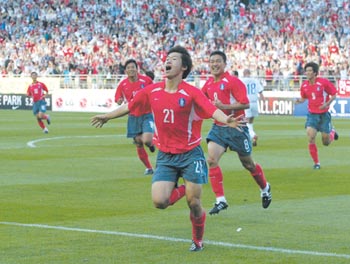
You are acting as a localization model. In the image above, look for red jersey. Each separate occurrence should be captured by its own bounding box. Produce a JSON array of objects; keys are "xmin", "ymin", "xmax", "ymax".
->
[
  {"xmin": 115, "ymin": 74, "xmax": 153, "ymax": 116},
  {"xmin": 300, "ymin": 77, "xmax": 337, "ymax": 114},
  {"xmin": 27, "ymin": 81, "xmax": 48, "ymax": 102},
  {"xmin": 129, "ymin": 81, "xmax": 217, "ymax": 154},
  {"xmin": 202, "ymin": 71, "xmax": 249, "ymax": 125}
]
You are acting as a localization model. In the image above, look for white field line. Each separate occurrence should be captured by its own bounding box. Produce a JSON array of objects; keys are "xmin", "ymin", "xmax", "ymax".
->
[
  {"xmin": 0, "ymin": 221, "xmax": 349, "ymax": 260},
  {"xmin": 27, "ymin": 135, "xmax": 124, "ymax": 148}
]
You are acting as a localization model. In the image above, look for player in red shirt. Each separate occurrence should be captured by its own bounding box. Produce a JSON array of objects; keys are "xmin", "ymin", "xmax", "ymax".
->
[
  {"xmin": 26, "ymin": 72, "xmax": 51, "ymax": 133},
  {"xmin": 295, "ymin": 62, "xmax": 339, "ymax": 169},
  {"xmin": 91, "ymin": 46, "xmax": 246, "ymax": 252},
  {"xmin": 114, "ymin": 59, "xmax": 155, "ymax": 175},
  {"xmin": 202, "ymin": 51, "xmax": 271, "ymax": 215}
]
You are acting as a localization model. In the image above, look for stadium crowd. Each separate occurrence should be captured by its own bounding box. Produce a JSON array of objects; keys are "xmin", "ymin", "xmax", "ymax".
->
[{"xmin": 1, "ymin": 0, "xmax": 350, "ymax": 89}]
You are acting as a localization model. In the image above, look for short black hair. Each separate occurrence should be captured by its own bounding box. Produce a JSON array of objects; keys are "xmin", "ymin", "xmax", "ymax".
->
[
  {"xmin": 304, "ymin": 62, "xmax": 319, "ymax": 75},
  {"xmin": 145, "ymin": 70, "xmax": 155, "ymax": 80},
  {"xmin": 124, "ymin": 59, "xmax": 138, "ymax": 69},
  {"xmin": 209, "ymin": 50, "xmax": 227, "ymax": 64},
  {"xmin": 167, "ymin": 45, "xmax": 192, "ymax": 79}
]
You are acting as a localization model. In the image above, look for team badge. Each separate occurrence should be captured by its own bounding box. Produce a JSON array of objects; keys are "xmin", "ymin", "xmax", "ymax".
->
[
  {"xmin": 220, "ymin": 83, "xmax": 225, "ymax": 90},
  {"xmin": 179, "ymin": 98, "xmax": 186, "ymax": 107},
  {"xmin": 141, "ymin": 84, "xmax": 145, "ymax": 89}
]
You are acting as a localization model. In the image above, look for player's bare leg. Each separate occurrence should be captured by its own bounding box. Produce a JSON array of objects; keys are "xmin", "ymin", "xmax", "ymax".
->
[
  {"xmin": 239, "ymin": 155, "xmax": 271, "ymax": 208},
  {"xmin": 135, "ymin": 135, "xmax": 153, "ymax": 174},
  {"xmin": 306, "ymin": 127, "xmax": 320, "ymax": 169},
  {"xmin": 207, "ymin": 142, "xmax": 228, "ymax": 215},
  {"xmin": 185, "ymin": 181, "xmax": 205, "ymax": 251}
]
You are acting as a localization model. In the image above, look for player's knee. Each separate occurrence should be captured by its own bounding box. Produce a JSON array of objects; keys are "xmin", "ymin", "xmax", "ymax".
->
[
  {"xmin": 242, "ymin": 161, "xmax": 255, "ymax": 172},
  {"xmin": 187, "ymin": 198, "xmax": 201, "ymax": 211},
  {"xmin": 153, "ymin": 201, "xmax": 168, "ymax": 209},
  {"xmin": 135, "ymin": 142, "xmax": 143, "ymax": 148},
  {"xmin": 152, "ymin": 196, "xmax": 169, "ymax": 209},
  {"xmin": 207, "ymin": 157, "xmax": 218, "ymax": 168},
  {"xmin": 134, "ymin": 139, "xmax": 143, "ymax": 147},
  {"xmin": 144, "ymin": 140, "xmax": 153, "ymax": 147},
  {"xmin": 322, "ymin": 140, "xmax": 330, "ymax": 146}
]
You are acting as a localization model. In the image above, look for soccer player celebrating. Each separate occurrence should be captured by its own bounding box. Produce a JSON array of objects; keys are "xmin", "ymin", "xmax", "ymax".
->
[
  {"xmin": 202, "ymin": 51, "xmax": 272, "ymax": 215},
  {"xmin": 91, "ymin": 46, "xmax": 246, "ymax": 251},
  {"xmin": 115, "ymin": 59, "xmax": 155, "ymax": 175},
  {"xmin": 295, "ymin": 62, "xmax": 339, "ymax": 169},
  {"xmin": 27, "ymin": 71, "xmax": 51, "ymax": 133}
]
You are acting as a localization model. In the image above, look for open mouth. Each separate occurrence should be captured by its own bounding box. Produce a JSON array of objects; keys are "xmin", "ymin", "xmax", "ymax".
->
[{"xmin": 165, "ymin": 66, "xmax": 171, "ymax": 71}]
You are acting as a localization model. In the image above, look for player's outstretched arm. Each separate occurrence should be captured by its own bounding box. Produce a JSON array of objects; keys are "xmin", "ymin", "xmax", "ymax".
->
[
  {"xmin": 212, "ymin": 109, "xmax": 246, "ymax": 130},
  {"xmin": 91, "ymin": 104, "xmax": 130, "ymax": 128}
]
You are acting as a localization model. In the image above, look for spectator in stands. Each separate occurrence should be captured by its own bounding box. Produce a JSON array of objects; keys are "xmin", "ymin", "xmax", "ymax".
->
[{"xmin": 0, "ymin": 0, "xmax": 349, "ymax": 88}]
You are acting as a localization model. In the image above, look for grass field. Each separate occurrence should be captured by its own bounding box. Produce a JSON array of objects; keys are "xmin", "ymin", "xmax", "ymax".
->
[{"xmin": 0, "ymin": 110, "xmax": 349, "ymax": 264}]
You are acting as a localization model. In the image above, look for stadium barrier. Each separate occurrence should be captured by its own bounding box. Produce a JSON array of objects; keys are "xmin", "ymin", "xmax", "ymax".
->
[{"xmin": 1, "ymin": 75, "xmax": 349, "ymax": 117}]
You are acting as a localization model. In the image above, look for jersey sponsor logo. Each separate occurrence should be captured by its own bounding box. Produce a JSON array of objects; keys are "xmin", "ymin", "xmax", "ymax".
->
[{"xmin": 178, "ymin": 98, "xmax": 186, "ymax": 107}]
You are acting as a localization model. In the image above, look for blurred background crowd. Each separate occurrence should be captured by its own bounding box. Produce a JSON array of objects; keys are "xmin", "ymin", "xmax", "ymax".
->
[{"xmin": 1, "ymin": 0, "xmax": 350, "ymax": 90}]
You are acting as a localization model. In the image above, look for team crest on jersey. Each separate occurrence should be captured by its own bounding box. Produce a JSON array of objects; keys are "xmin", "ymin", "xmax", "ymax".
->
[
  {"xmin": 317, "ymin": 86, "xmax": 320, "ymax": 91},
  {"xmin": 141, "ymin": 84, "xmax": 145, "ymax": 89},
  {"xmin": 220, "ymin": 83, "xmax": 225, "ymax": 90},
  {"xmin": 178, "ymin": 98, "xmax": 186, "ymax": 107}
]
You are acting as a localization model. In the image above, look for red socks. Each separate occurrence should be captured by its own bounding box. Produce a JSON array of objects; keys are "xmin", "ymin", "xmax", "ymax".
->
[
  {"xmin": 169, "ymin": 184, "xmax": 186, "ymax": 205},
  {"xmin": 308, "ymin": 143, "xmax": 319, "ymax": 164},
  {"xmin": 251, "ymin": 163, "xmax": 267, "ymax": 189},
  {"xmin": 190, "ymin": 211, "xmax": 206, "ymax": 246},
  {"xmin": 329, "ymin": 130, "xmax": 335, "ymax": 142},
  {"xmin": 209, "ymin": 166, "xmax": 224, "ymax": 198},
  {"xmin": 136, "ymin": 146, "xmax": 152, "ymax": 169},
  {"xmin": 37, "ymin": 119, "xmax": 45, "ymax": 129}
]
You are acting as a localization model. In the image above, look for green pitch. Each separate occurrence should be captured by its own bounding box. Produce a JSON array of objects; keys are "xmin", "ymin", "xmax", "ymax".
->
[{"xmin": 1, "ymin": 110, "xmax": 349, "ymax": 264}]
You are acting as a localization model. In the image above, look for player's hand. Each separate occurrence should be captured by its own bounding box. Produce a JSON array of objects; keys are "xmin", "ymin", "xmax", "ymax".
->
[
  {"xmin": 91, "ymin": 115, "xmax": 109, "ymax": 128},
  {"xmin": 214, "ymin": 99, "xmax": 225, "ymax": 109},
  {"xmin": 226, "ymin": 114, "xmax": 247, "ymax": 131},
  {"xmin": 115, "ymin": 98, "xmax": 124, "ymax": 105},
  {"xmin": 319, "ymin": 103, "xmax": 328, "ymax": 110},
  {"xmin": 294, "ymin": 98, "xmax": 303, "ymax": 104},
  {"xmin": 213, "ymin": 93, "xmax": 224, "ymax": 109}
]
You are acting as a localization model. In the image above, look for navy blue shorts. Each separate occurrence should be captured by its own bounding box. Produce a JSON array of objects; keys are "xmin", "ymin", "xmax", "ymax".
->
[
  {"xmin": 32, "ymin": 100, "xmax": 47, "ymax": 115},
  {"xmin": 305, "ymin": 112, "xmax": 332, "ymax": 133},
  {"xmin": 152, "ymin": 145, "xmax": 208, "ymax": 184},
  {"xmin": 127, "ymin": 113, "xmax": 154, "ymax": 138},
  {"xmin": 206, "ymin": 124, "xmax": 252, "ymax": 156}
]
